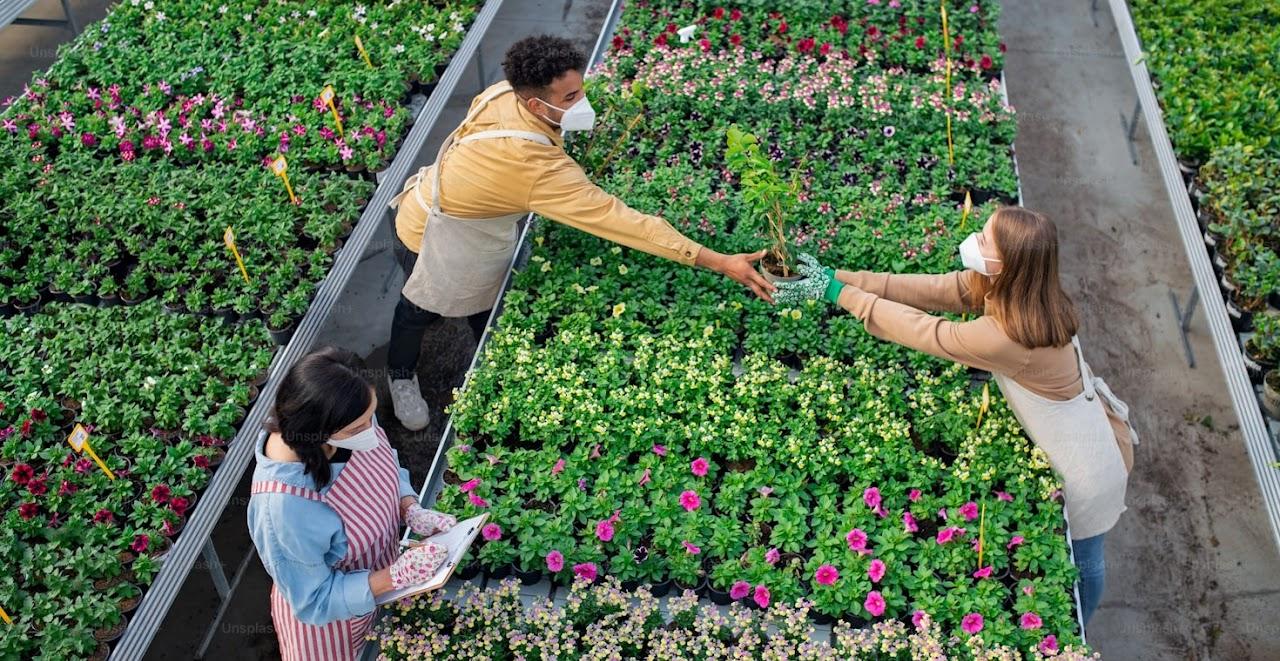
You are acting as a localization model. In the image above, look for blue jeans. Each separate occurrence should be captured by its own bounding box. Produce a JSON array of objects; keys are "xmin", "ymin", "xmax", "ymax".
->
[{"xmin": 1072, "ymin": 533, "xmax": 1106, "ymax": 626}]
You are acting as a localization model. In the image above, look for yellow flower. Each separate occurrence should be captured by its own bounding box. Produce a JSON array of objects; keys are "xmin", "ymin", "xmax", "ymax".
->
[
  {"xmin": 790, "ymin": 309, "xmax": 802, "ymax": 320},
  {"xmin": 613, "ymin": 303, "xmax": 626, "ymax": 317},
  {"xmin": 618, "ymin": 264, "xmax": 629, "ymax": 275},
  {"xmin": 540, "ymin": 261, "xmax": 552, "ymax": 272},
  {"xmin": 590, "ymin": 256, "xmax": 603, "ymax": 266}
]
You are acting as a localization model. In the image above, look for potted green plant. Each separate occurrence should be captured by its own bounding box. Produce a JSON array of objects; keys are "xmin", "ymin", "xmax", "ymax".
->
[{"xmin": 724, "ymin": 124, "xmax": 803, "ymax": 282}]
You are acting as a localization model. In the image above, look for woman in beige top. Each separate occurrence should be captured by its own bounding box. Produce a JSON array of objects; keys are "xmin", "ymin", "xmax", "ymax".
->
[{"xmin": 775, "ymin": 206, "xmax": 1137, "ymax": 626}]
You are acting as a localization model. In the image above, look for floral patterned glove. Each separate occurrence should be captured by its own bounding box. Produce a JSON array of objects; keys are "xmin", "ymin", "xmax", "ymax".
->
[
  {"xmin": 774, "ymin": 253, "xmax": 844, "ymax": 305},
  {"xmin": 405, "ymin": 504, "xmax": 456, "ymax": 537},
  {"xmin": 389, "ymin": 542, "xmax": 448, "ymax": 589}
]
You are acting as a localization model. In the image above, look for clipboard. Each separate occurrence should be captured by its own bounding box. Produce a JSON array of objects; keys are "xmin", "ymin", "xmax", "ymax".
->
[{"xmin": 376, "ymin": 513, "xmax": 488, "ymax": 604}]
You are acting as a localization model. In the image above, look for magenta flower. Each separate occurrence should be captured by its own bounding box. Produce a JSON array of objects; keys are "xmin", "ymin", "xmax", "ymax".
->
[
  {"xmin": 729, "ymin": 580, "xmax": 751, "ymax": 600},
  {"xmin": 1007, "ymin": 535, "xmax": 1025, "ymax": 550},
  {"xmin": 911, "ymin": 610, "xmax": 927, "ymax": 629},
  {"xmin": 467, "ymin": 493, "xmax": 489, "ymax": 508},
  {"xmin": 572, "ymin": 562, "xmax": 598, "ymax": 582},
  {"xmin": 908, "ymin": 488, "xmax": 922, "ymax": 502},
  {"xmin": 545, "ymin": 550, "xmax": 564, "ymax": 572},
  {"xmin": 903, "ymin": 512, "xmax": 919, "ymax": 533},
  {"xmin": 151, "ymin": 484, "xmax": 172, "ymax": 504},
  {"xmin": 863, "ymin": 487, "xmax": 881, "ymax": 511},
  {"xmin": 481, "ymin": 523, "xmax": 502, "ymax": 541},
  {"xmin": 752, "ymin": 584, "xmax": 770, "ymax": 609},
  {"xmin": 973, "ymin": 565, "xmax": 993, "ymax": 579},
  {"xmin": 81, "ymin": 132, "xmax": 97, "ymax": 147},
  {"xmin": 1020, "ymin": 612, "xmax": 1043, "ymax": 630},
  {"xmin": 319, "ymin": 126, "xmax": 335, "ymax": 140},
  {"xmin": 682, "ymin": 540, "xmax": 701, "ymax": 555},
  {"xmin": 1, "ymin": 118, "xmax": 15, "ymax": 134},
  {"xmin": 8, "ymin": 463, "xmax": 33, "ymax": 485},
  {"xmin": 764, "ymin": 547, "xmax": 780, "ymax": 565},
  {"xmin": 18, "ymin": 502, "xmax": 38, "ymax": 520},
  {"xmin": 936, "ymin": 527, "xmax": 965, "ymax": 544},
  {"xmin": 961, "ymin": 613, "xmax": 984, "ymax": 635},
  {"xmin": 815, "ymin": 564, "xmax": 839, "ymax": 586},
  {"xmin": 595, "ymin": 519, "xmax": 615, "ymax": 542},
  {"xmin": 590, "ymin": 445, "xmax": 601, "ymax": 459},
  {"xmin": 679, "ymin": 490, "xmax": 701, "ymax": 512},
  {"xmin": 845, "ymin": 528, "xmax": 869, "ymax": 553},
  {"xmin": 1023, "ymin": 585, "xmax": 1036, "ymax": 596},
  {"xmin": 130, "ymin": 534, "xmax": 150, "ymax": 553},
  {"xmin": 996, "ymin": 491, "xmax": 1014, "ymax": 502},
  {"xmin": 638, "ymin": 468, "xmax": 651, "ymax": 486},
  {"xmin": 1039, "ymin": 635, "xmax": 1059, "ymax": 654},
  {"xmin": 868, "ymin": 559, "xmax": 886, "ymax": 583},
  {"xmin": 339, "ymin": 144, "xmax": 354, "ymax": 161},
  {"xmin": 459, "ymin": 478, "xmax": 480, "ymax": 493},
  {"xmin": 864, "ymin": 590, "xmax": 886, "ymax": 617},
  {"xmin": 690, "ymin": 457, "xmax": 709, "ymax": 477},
  {"xmin": 652, "ymin": 444, "xmax": 667, "ymax": 456},
  {"xmin": 93, "ymin": 509, "xmax": 114, "ymax": 525},
  {"xmin": 959, "ymin": 501, "xmax": 979, "ymax": 521},
  {"xmin": 552, "ymin": 458, "xmax": 565, "ymax": 475}
]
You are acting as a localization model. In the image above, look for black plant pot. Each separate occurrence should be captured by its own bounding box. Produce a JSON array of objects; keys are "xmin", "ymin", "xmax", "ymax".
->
[
  {"xmin": 214, "ymin": 308, "xmax": 239, "ymax": 325},
  {"xmin": 648, "ymin": 579, "xmax": 672, "ymax": 598},
  {"xmin": 485, "ymin": 563, "xmax": 512, "ymax": 581},
  {"xmin": 268, "ymin": 321, "xmax": 297, "ymax": 346},
  {"xmin": 708, "ymin": 585, "xmax": 732, "ymax": 606},
  {"xmin": 513, "ymin": 565, "xmax": 541, "ymax": 585},
  {"xmin": 1226, "ymin": 297, "xmax": 1254, "ymax": 333},
  {"xmin": 161, "ymin": 300, "xmax": 185, "ymax": 315},
  {"xmin": 674, "ymin": 577, "xmax": 705, "ymax": 597},
  {"xmin": 1268, "ymin": 291, "xmax": 1280, "ymax": 312},
  {"xmin": 71, "ymin": 292, "xmax": 99, "ymax": 306},
  {"xmin": 621, "ymin": 578, "xmax": 641, "ymax": 592},
  {"xmin": 455, "ymin": 561, "xmax": 481, "ymax": 581},
  {"xmin": 98, "ymin": 293, "xmax": 121, "ymax": 308},
  {"xmin": 14, "ymin": 298, "xmax": 41, "ymax": 316},
  {"xmin": 811, "ymin": 609, "xmax": 835, "ymax": 625},
  {"xmin": 1243, "ymin": 340, "xmax": 1276, "ymax": 385}
]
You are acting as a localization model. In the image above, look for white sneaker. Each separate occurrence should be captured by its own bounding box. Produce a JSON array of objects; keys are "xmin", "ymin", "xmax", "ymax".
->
[{"xmin": 388, "ymin": 375, "xmax": 430, "ymax": 431}]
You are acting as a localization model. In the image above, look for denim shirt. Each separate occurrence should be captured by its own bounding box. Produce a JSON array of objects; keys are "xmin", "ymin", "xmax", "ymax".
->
[{"xmin": 247, "ymin": 433, "xmax": 417, "ymax": 626}]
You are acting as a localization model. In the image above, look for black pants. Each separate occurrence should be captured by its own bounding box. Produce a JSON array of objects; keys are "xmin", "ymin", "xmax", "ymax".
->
[{"xmin": 387, "ymin": 233, "xmax": 490, "ymax": 381}]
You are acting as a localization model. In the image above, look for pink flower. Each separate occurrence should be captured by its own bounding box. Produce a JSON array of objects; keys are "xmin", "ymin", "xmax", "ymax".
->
[
  {"xmin": 868, "ymin": 559, "xmax": 886, "ymax": 583},
  {"xmin": 959, "ymin": 501, "xmax": 979, "ymax": 521},
  {"xmin": 130, "ymin": 534, "xmax": 150, "ymax": 553},
  {"xmin": 996, "ymin": 491, "xmax": 1013, "ymax": 502},
  {"xmin": 595, "ymin": 519, "xmax": 615, "ymax": 542},
  {"xmin": 961, "ymin": 613, "xmax": 984, "ymax": 635},
  {"xmin": 638, "ymin": 469, "xmax": 651, "ymax": 486},
  {"xmin": 1023, "ymin": 585, "xmax": 1035, "ymax": 597},
  {"xmin": 481, "ymin": 523, "xmax": 502, "ymax": 541},
  {"xmin": 552, "ymin": 458, "xmax": 565, "ymax": 475},
  {"xmin": 730, "ymin": 581, "xmax": 751, "ymax": 600},
  {"xmin": 973, "ymin": 565, "xmax": 993, "ymax": 579},
  {"xmin": 545, "ymin": 550, "xmax": 564, "ymax": 572},
  {"xmin": 1039, "ymin": 635, "xmax": 1059, "ymax": 654},
  {"xmin": 903, "ymin": 512, "xmax": 919, "ymax": 533},
  {"xmin": 459, "ymin": 478, "xmax": 480, "ymax": 493},
  {"xmin": 845, "ymin": 528, "xmax": 869, "ymax": 553},
  {"xmin": 151, "ymin": 484, "xmax": 171, "ymax": 504},
  {"xmin": 815, "ymin": 564, "xmax": 839, "ymax": 586},
  {"xmin": 572, "ymin": 562, "xmax": 598, "ymax": 582},
  {"xmin": 864, "ymin": 590, "xmax": 886, "ymax": 617},
  {"xmin": 652, "ymin": 444, "xmax": 667, "ymax": 456},
  {"xmin": 690, "ymin": 457, "xmax": 709, "ymax": 476},
  {"xmin": 467, "ymin": 493, "xmax": 489, "ymax": 508},
  {"xmin": 764, "ymin": 548, "xmax": 780, "ymax": 565},
  {"xmin": 752, "ymin": 584, "xmax": 770, "ymax": 609},
  {"xmin": 757, "ymin": 486, "xmax": 773, "ymax": 497},
  {"xmin": 911, "ymin": 610, "xmax": 927, "ymax": 629},
  {"xmin": 682, "ymin": 540, "xmax": 701, "ymax": 555},
  {"xmin": 93, "ymin": 509, "xmax": 114, "ymax": 525},
  {"xmin": 679, "ymin": 490, "xmax": 701, "ymax": 512},
  {"xmin": 339, "ymin": 145, "xmax": 354, "ymax": 161},
  {"xmin": 1007, "ymin": 535, "xmax": 1025, "ymax": 550},
  {"xmin": 908, "ymin": 488, "xmax": 922, "ymax": 502},
  {"xmin": 590, "ymin": 445, "xmax": 601, "ymax": 459},
  {"xmin": 9, "ymin": 463, "xmax": 33, "ymax": 485},
  {"xmin": 1020, "ymin": 612, "xmax": 1043, "ymax": 630},
  {"xmin": 936, "ymin": 527, "xmax": 965, "ymax": 544},
  {"xmin": 170, "ymin": 496, "xmax": 191, "ymax": 517},
  {"xmin": 863, "ymin": 487, "xmax": 881, "ymax": 511}
]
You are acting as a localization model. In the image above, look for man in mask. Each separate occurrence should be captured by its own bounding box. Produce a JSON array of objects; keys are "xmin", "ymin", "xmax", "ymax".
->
[{"xmin": 384, "ymin": 34, "xmax": 774, "ymax": 430}]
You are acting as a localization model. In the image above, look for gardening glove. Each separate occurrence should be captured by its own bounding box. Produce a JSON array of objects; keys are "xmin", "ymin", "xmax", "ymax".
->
[
  {"xmin": 389, "ymin": 542, "xmax": 449, "ymax": 589},
  {"xmin": 405, "ymin": 504, "xmax": 456, "ymax": 537},
  {"xmin": 773, "ymin": 253, "xmax": 844, "ymax": 306}
]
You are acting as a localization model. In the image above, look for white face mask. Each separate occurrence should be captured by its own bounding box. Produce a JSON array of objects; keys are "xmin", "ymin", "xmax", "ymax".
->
[
  {"xmin": 535, "ymin": 95, "xmax": 596, "ymax": 132},
  {"xmin": 328, "ymin": 419, "xmax": 380, "ymax": 452},
  {"xmin": 959, "ymin": 233, "xmax": 1002, "ymax": 275}
]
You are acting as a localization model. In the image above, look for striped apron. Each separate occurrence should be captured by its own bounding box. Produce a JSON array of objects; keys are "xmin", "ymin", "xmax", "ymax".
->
[{"xmin": 253, "ymin": 424, "xmax": 402, "ymax": 660}]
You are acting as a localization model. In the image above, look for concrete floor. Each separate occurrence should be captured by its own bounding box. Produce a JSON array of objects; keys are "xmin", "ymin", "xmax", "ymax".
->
[{"xmin": 1001, "ymin": 1, "xmax": 1280, "ymax": 659}]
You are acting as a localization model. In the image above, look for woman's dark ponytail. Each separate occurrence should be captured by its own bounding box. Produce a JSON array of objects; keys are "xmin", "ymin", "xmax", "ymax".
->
[{"xmin": 265, "ymin": 346, "xmax": 374, "ymax": 489}]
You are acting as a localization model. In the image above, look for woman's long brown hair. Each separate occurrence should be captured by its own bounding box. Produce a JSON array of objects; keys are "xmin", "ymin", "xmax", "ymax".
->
[{"xmin": 964, "ymin": 207, "xmax": 1079, "ymax": 348}]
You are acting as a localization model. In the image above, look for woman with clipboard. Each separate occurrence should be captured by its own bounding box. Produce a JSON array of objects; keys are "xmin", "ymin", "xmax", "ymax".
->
[{"xmin": 247, "ymin": 347, "xmax": 457, "ymax": 660}]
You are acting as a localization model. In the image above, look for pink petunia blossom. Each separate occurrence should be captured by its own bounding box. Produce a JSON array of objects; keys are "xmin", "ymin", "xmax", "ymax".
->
[
  {"xmin": 545, "ymin": 550, "xmax": 564, "ymax": 572},
  {"xmin": 595, "ymin": 519, "xmax": 615, "ymax": 542},
  {"xmin": 552, "ymin": 458, "xmax": 565, "ymax": 475},
  {"xmin": 996, "ymin": 491, "xmax": 1013, "ymax": 502},
  {"xmin": 467, "ymin": 493, "xmax": 489, "ymax": 508},
  {"xmin": 590, "ymin": 445, "xmax": 601, "ymax": 459},
  {"xmin": 959, "ymin": 501, "xmax": 979, "ymax": 521},
  {"xmin": 864, "ymin": 590, "xmax": 886, "ymax": 617},
  {"xmin": 572, "ymin": 562, "xmax": 598, "ymax": 582},
  {"xmin": 729, "ymin": 580, "xmax": 751, "ymax": 600},
  {"xmin": 936, "ymin": 526, "xmax": 965, "ymax": 544},
  {"xmin": 863, "ymin": 487, "xmax": 881, "ymax": 511},
  {"xmin": 682, "ymin": 540, "xmax": 701, "ymax": 555},
  {"xmin": 845, "ymin": 528, "xmax": 869, "ymax": 553},
  {"xmin": 1020, "ymin": 612, "xmax": 1043, "ymax": 630},
  {"xmin": 18, "ymin": 502, "xmax": 38, "ymax": 520},
  {"xmin": 691, "ymin": 457, "xmax": 709, "ymax": 476},
  {"xmin": 752, "ymin": 584, "xmax": 770, "ymax": 609},
  {"xmin": 815, "ymin": 564, "xmax": 839, "ymax": 586},
  {"xmin": 1039, "ymin": 635, "xmax": 1059, "ymax": 654},
  {"xmin": 903, "ymin": 512, "xmax": 919, "ymax": 533},
  {"xmin": 481, "ymin": 523, "xmax": 502, "ymax": 541},
  {"xmin": 973, "ymin": 566, "xmax": 993, "ymax": 579},
  {"xmin": 1023, "ymin": 585, "xmax": 1036, "ymax": 596},
  {"xmin": 868, "ymin": 559, "xmax": 886, "ymax": 583},
  {"xmin": 638, "ymin": 468, "xmax": 651, "ymax": 486},
  {"xmin": 1007, "ymin": 535, "xmax": 1025, "ymax": 550},
  {"xmin": 908, "ymin": 488, "xmax": 922, "ymax": 502},
  {"xmin": 764, "ymin": 548, "xmax": 780, "ymax": 565},
  {"xmin": 131, "ymin": 534, "xmax": 150, "ymax": 553},
  {"xmin": 652, "ymin": 444, "xmax": 667, "ymax": 456},
  {"xmin": 679, "ymin": 490, "xmax": 701, "ymax": 511},
  {"xmin": 911, "ymin": 610, "xmax": 928, "ymax": 630},
  {"xmin": 961, "ymin": 613, "xmax": 984, "ymax": 635},
  {"xmin": 459, "ymin": 478, "xmax": 480, "ymax": 493}
]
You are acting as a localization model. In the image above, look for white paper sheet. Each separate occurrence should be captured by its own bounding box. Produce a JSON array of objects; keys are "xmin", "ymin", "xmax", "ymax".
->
[{"xmin": 375, "ymin": 513, "xmax": 488, "ymax": 605}]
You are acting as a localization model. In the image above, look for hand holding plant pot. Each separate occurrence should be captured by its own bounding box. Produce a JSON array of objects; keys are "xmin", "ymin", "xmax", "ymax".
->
[{"xmin": 773, "ymin": 253, "xmax": 844, "ymax": 306}]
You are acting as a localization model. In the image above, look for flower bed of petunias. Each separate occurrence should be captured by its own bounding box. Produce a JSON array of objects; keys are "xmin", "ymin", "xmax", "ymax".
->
[
  {"xmin": 372, "ymin": 578, "xmax": 1095, "ymax": 660},
  {"xmin": 423, "ymin": 1, "xmax": 1085, "ymax": 656},
  {"xmin": 0, "ymin": 301, "xmax": 273, "ymax": 659}
]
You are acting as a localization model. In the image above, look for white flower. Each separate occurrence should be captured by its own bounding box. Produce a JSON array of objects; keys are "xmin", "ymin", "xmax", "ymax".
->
[
  {"xmin": 154, "ymin": 11, "xmax": 165, "ymax": 21},
  {"xmin": 393, "ymin": 44, "xmax": 405, "ymax": 54},
  {"xmin": 142, "ymin": 0, "xmax": 152, "ymax": 8},
  {"xmin": 425, "ymin": 23, "xmax": 436, "ymax": 31},
  {"xmin": 243, "ymin": 13, "xmax": 252, "ymax": 21},
  {"xmin": 307, "ymin": 9, "xmax": 316, "ymax": 17},
  {"xmin": 425, "ymin": 33, "xmax": 435, "ymax": 42},
  {"xmin": 218, "ymin": 4, "xmax": 228, "ymax": 14}
]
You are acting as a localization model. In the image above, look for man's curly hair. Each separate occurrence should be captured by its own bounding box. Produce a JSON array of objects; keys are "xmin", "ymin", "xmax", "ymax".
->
[{"xmin": 502, "ymin": 35, "xmax": 587, "ymax": 95}]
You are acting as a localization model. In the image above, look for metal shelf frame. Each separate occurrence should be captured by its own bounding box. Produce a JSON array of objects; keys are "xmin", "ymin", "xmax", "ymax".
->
[
  {"xmin": 1106, "ymin": 0, "xmax": 1280, "ymax": 555},
  {"xmin": 106, "ymin": 1, "xmax": 506, "ymax": 658},
  {"xmin": 0, "ymin": 0, "xmax": 77, "ymax": 34}
]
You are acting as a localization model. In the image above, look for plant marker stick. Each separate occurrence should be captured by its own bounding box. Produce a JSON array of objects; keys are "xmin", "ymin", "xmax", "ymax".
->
[
  {"xmin": 67, "ymin": 424, "xmax": 115, "ymax": 480},
  {"xmin": 0, "ymin": 605, "xmax": 11, "ymax": 625},
  {"xmin": 975, "ymin": 381, "xmax": 990, "ymax": 428},
  {"xmin": 354, "ymin": 35, "xmax": 374, "ymax": 68},
  {"xmin": 269, "ymin": 155, "xmax": 298, "ymax": 205},
  {"xmin": 960, "ymin": 190, "xmax": 973, "ymax": 229},
  {"xmin": 223, "ymin": 227, "xmax": 252, "ymax": 285},
  {"xmin": 977, "ymin": 502, "xmax": 986, "ymax": 570},
  {"xmin": 321, "ymin": 85, "xmax": 344, "ymax": 139},
  {"xmin": 940, "ymin": 2, "xmax": 955, "ymax": 165}
]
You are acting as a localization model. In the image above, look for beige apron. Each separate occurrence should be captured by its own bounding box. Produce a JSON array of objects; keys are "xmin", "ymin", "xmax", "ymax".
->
[
  {"xmin": 389, "ymin": 84, "xmax": 552, "ymax": 317},
  {"xmin": 993, "ymin": 337, "xmax": 1138, "ymax": 540}
]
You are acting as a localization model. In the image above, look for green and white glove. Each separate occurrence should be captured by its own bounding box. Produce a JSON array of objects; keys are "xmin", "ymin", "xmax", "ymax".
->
[{"xmin": 773, "ymin": 253, "xmax": 845, "ymax": 306}]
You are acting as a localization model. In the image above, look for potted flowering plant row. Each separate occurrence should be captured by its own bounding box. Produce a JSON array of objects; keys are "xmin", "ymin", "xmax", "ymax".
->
[{"xmin": 3, "ymin": 1, "xmax": 482, "ymax": 172}]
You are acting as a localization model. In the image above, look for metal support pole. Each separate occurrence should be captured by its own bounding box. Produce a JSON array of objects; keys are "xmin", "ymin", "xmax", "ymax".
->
[
  {"xmin": 1091, "ymin": 0, "xmax": 1101, "ymax": 28},
  {"xmin": 59, "ymin": 0, "xmax": 76, "ymax": 33},
  {"xmin": 202, "ymin": 539, "xmax": 231, "ymax": 600},
  {"xmin": 1120, "ymin": 98, "xmax": 1141, "ymax": 165},
  {"xmin": 476, "ymin": 49, "xmax": 487, "ymax": 92},
  {"xmin": 196, "ymin": 546, "xmax": 262, "ymax": 659},
  {"xmin": 1170, "ymin": 286, "xmax": 1200, "ymax": 368}
]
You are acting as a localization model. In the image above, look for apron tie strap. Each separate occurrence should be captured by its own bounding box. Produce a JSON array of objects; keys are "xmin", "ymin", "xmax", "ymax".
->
[{"xmin": 457, "ymin": 129, "xmax": 553, "ymax": 146}]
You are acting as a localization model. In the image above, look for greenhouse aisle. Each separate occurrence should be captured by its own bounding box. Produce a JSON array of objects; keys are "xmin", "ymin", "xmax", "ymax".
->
[{"xmin": 1000, "ymin": 1, "xmax": 1280, "ymax": 659}]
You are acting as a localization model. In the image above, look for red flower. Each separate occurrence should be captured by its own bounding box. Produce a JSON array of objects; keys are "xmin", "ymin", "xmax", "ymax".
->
[
  {"xmin": 93, "ymin": 509, "xmax": 114, "ymax": 525},
  {"xmin": 612, "ymin": 35, "xmax": 624, "ymax": 50},
  {"xmin": 29, "ymin": 409, "xmax": 47, "ymax": 422},
  {"xmin": 18, "ymin": 502, "xmax": 39, "ymax": 520},
  {"xmin": 831, "ymin": 15, "xmax": 849, "ymax": 35},
  {"xmin": 699, "ymin": 38, "xmax": 711, "ymax": 52},
  {"xmin": 915, "ymin": 35, "xmax": 926, "ymax": 49},
  {"xmin": 170, "ymin": 496, "xmax": 191, "ymax": 517},
  {"xmin": 980, "ymin": 54, "xmax": 994, "ymax": 70},
  {"xmin": 151, "ymin": 484, "xmax": 172, "ymax": 504},
  {"xmin": 778, "ymin": 20, "xmax": 788, "ymax": 34},
  {"xmin": 730, "ymin": 8, "xmax": 742, "ymax": 20},
  {"xmin": 798, "ymin": 37, "xmax": 815, "ymax": 53},
  {"xmin": 867, "ymin": 25, "xmax": 881, "ymax": 40},
  {"xmin": 193, "ymin": 454, "xmax": 211, "ymax": 469},
  {"xmin": 666, "ymin": 22, "xmax": 678, "ymax": 33},
  {"xmin": 954, "ymin": 34, "xmax": 965, "ymax": 47},
  {"xmin": 20, "ymin": 419, "xmax": 32, "ymax": 437},
  {"xmin": 820, "ymin": 42, "xmax": 832, "ymax": 56},
  {"xmin": 58, "ymin": 480, "xmax": 76, "ymax": 497},
  {"xmin": 130, "ymin": 534, "xmax": 150, "ymax": 553},
  {"xmin": 27, "ymin": 478, "xmax": 48, "ymax": 497},
  {"xmin": 713, "ymin": 7, "xmax": 725, "ymax": 19},
  {"xmin": 729, "ymin": 34, "xmax": 742, "ymax": 47},
  {"xmin": 9, "ymin": 463, "xmax": 33, "ymax": 485},
  {"xmin": 999, "ymin": 42, "xmax": 1008, "ymax": 53},
  {"xmin": 655, "ymin": 33, "xmax": 668, "ymax": 47}
]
